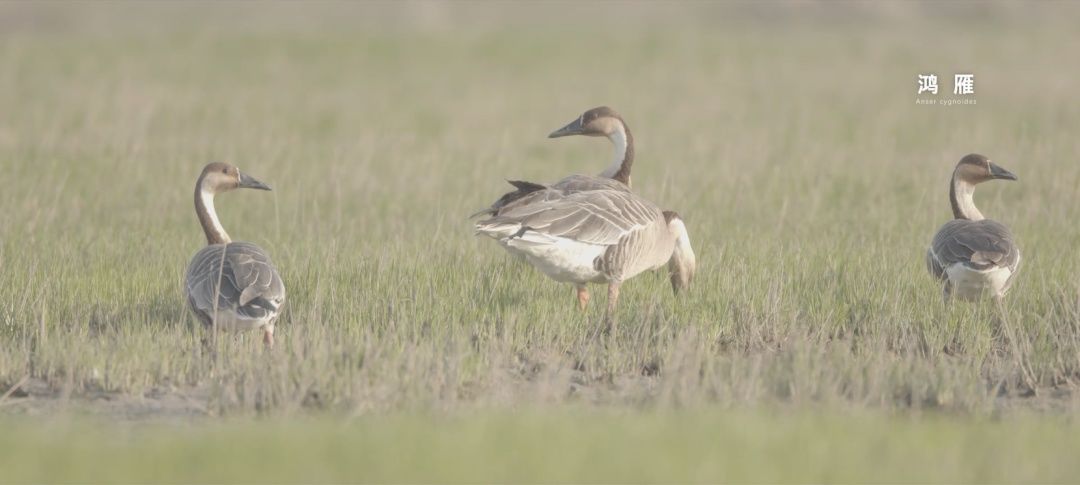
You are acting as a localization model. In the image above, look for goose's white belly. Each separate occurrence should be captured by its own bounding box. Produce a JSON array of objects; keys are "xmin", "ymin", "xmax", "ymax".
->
[
  {"xmin": 502, "ymin": 236, "xmax": 607, "ymax": 284},
  {"xmin": 204, "ymin": 310, "xmax": 275, "ymax": 332},
  {"xmin": 945, "ymin": 264, "xmax": 1013, "ymax": 300}
]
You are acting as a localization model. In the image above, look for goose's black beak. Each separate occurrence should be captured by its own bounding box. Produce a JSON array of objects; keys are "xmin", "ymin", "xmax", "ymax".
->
[
  {"xmin": 989, "ymin": 163, "xmax": 1018, "ymax": 181},
  {"xmin": 548, "ymin": 116, "xmax": 586, "ymax": 138},
  {"xmin": 239, "ymin": 172, "xmax": 272, "ymax": 191}
]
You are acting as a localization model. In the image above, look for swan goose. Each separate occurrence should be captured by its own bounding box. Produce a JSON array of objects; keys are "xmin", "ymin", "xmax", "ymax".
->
[
  {"xmin": 475, "ymin": 187, "xmax": 696, "ymax": 333},
  {"xmin": 185, "ymin": 162, "xmax": 285, "ymax": 347},
  {"xmin": 475, "ymin": 106, "xmax": 658, "ymax": 310},
  {"xmin": 472, "ymin": 106, "xmax": 635, "ymax": 219},
  {"xmin": 926, "ymin": 153, "xmax": 1020, "ymax": 302}
]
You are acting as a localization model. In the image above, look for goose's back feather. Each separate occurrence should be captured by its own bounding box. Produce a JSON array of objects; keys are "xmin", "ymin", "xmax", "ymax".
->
[
  {"xmin": 927, "ymin": 219, "xmax": 1020, "ymax": 299},
  {"xmin": 478, "ymin": 188, "xmax": 660, "ymax": 246},
  {"xmin": 472, "ymin": 174, "xmax": 630, "ymax": 218},
  {"xmin": 476, "ymin": 189, "xmax": 672, "ymax": 284},
  {"xmin": 185, "ymin": 241, "xmax": 285, "ymax": 329},
  {"xmin": 550, "ymin": 174, "xmax": 629, "ymax": 194},
  {"xmin": 928, "ymin": 219, "xmax": 1019, "ymax": 273}
]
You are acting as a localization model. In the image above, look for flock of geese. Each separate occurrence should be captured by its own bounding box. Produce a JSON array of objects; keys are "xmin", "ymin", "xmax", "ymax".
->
[{"xmin": 183, "ymin": 107, "xmax": 1020, "ymax": 346}]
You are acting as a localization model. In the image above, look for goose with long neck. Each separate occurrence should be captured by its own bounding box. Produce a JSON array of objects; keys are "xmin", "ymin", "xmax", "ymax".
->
[
  {"xmin": 473, "ymin": 106, "xmax": 696, "ymax": 313},
  {"xmin": 926, "ymin": 153, "xmax": 1020, "ymax": 302},
  {"xmin": 548, "ymin": 106, "xmax": 634, "ymax": 187},
  {"xmin": 470, "ymin": 106, "xmax": 635, "ymax": 219},
  {"xmin": 475, "ymin": 188, "xmax": 696, "ymax": 335},
  {"xmin": 185, "ymin": 162, "xmax": 285, "ymax": 347}
]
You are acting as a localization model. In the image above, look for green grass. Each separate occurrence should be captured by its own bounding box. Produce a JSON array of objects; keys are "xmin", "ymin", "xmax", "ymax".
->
[
  {"xmin": 3, "ymin": 1, "xmax": 1080, "ymax": 481},
  {"xmin": 4, "ymin": 410, "xmax": 1080, "ymax": 483}
]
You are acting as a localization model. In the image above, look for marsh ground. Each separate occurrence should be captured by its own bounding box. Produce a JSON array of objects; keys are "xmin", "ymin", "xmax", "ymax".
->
[{"xmin": 2, "ymin": 1, "xmax": 1080, "ymax": 481}]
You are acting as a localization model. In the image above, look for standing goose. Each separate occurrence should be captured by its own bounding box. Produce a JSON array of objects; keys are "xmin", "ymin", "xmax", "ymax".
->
[
  {"xmin": 475, "ymin": 188, "xmax": 696, "ymax": 333},
  {"xmin": 926, "ymin": 154, "xmax": 1020, "ymax": 302},
  {"xmin": 185, "ymin": 162, "xmax": 285, "ymax": 347},
  {"xmin": 472, "ymin": 106, "xmax": 634, "ymax": 218}
]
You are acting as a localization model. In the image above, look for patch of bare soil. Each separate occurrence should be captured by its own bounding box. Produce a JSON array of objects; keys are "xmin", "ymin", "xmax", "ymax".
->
[
  {"xmin": 0, "ymin": 377, "xmax": 211, "ymax": 422},
  {"xmin": 0, "ymin": 375, "xmax": 1076, "ymax": 421}
]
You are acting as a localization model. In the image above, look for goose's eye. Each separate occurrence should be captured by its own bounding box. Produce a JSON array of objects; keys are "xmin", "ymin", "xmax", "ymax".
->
[{"xmin": 222, "ymin": 168, "xmax": 229, "ymax": 174}]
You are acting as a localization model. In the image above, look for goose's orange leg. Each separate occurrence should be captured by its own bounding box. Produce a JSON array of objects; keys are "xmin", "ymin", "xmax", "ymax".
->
[{"xmin": 576, "ymin": 285, "xmax": 590, "ymax": 311}]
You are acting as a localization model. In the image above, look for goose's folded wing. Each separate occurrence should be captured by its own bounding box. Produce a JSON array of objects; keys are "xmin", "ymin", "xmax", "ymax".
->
[
  {"xmin": 930, "ymin": 219, "xmax": 1019, "ymax": 271},
  {"xmin": 470, "ymin": 174, "xmax": 631, "ymax": 218},
  {"xmin": 477, "ymin": 189, "xmax": 660, "ymax": 246},
  {"xmin": 185, "ymin": 242, "xmax": 285, "ymax": 321},
  {"xmin": 469, "ymin": 180, "xmax": 550, "ymax": 218}
]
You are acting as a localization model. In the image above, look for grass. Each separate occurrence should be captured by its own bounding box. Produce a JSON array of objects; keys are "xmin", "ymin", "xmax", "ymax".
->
[
  {"xmin": 2, "ymin": 1, "xmax": 1080, "ymax": 481},
  {"xmin": 5, "ymin": 409, "xmax": 1080, "ymax": 483}
]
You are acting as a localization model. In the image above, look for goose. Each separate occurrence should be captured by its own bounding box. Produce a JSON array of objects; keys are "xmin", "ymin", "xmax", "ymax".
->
[
  {"xmin": 475, "ymin": 187, "xmax": 696, "ymax": 333},
  {"xmin": 472, "ymin": 106, "xmax": 634, "ymax": 218},
  {"xmin": 185, "ymin": 162, "xmax": 285, "ymax": 348},
  {"xmin": 926, "ymin": 153, "xmax": 1020, "ymax": 303}
]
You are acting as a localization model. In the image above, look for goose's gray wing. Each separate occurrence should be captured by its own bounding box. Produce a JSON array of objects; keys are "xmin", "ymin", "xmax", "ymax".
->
[
  {"xmin": 185, "ymin": 242, "xmax": 285, "ymax": 326},
  {"xmin": 928, "ymin": 219, "xmax": 1020, "ymax": 277},
  {"xmin": 470, "ymin": 174, "xmax": 630, "ymax": 218},
  {"xmin": 469, "ymin": 180, "xmax": 549, "ymax": 218},
  {"xmin": 477, "ymin": 189, "xmax": 661, "ymax": 246}
]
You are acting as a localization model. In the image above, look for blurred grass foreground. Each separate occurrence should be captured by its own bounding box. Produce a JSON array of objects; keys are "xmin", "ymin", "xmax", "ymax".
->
[{"xmin": 4, "ymin": 410, "xmax": 1080, "ymax": 483}]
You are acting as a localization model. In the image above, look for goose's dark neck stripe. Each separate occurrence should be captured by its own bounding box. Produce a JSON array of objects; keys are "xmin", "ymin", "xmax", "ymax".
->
[
  {"xmin": 194, "ymin": 173, "xmax": 230, "ymax": 245},
  {"xmin": 612, "ymin": 122, "xmax": 634, "ymax": 187}
]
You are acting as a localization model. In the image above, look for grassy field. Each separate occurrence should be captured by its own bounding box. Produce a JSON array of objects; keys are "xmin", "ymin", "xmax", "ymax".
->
[
  {"xmin": 4, "ymin": 410, "xmax": 1080, "ymax": 483},
  {"xmin": 3, "ymin": 1, "xmax": 1080, "ymax": 481}
]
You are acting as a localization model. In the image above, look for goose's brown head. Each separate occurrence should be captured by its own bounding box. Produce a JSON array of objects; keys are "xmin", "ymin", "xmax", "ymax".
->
[
  {"xmin": 954, "ymin": 153, "xmax": 1017, "ymax": 185},
  {"xmin": 548, "ymin": 106, "xmax": 626, "ymax": 138},
  {"xmin": 199, "ymin": 162, "xmax": 272, "ymax": 194}
]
